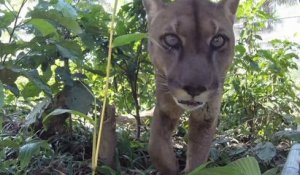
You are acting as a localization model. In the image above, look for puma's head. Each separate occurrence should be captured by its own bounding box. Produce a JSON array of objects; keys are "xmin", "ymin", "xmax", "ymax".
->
[{"xmin": 143, "ymin": 0, "xmax": 239, "ymax": 111}]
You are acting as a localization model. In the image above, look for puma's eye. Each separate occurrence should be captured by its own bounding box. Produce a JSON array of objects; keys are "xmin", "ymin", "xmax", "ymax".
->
[
  {"xmin": 210, "ymin": 34, "xmax": 227, "ymax": 49},
  {"xmin": 161, "ymin": 34, "xmax": 181, "ymax": 50}
]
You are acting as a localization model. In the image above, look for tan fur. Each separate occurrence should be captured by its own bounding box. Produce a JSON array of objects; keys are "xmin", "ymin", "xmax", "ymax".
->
[{"xmin": 143, "ymin": 0, "xmax": 239, "ymax": 174}]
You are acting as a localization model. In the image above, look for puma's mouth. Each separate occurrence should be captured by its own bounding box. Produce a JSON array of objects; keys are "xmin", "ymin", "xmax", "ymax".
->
[
  {"xmin": 175, "ymin": 99, "xmax": 206, "ymax": 111},
  {"xmin": 178, "ymin": 100, "xmax": 204, "ymax": 106}
]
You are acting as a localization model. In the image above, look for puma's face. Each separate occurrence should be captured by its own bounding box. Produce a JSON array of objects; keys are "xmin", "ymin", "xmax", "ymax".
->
[{"xmin": 144, "ymin": 0, "xmax": 239, "ymax": 111}]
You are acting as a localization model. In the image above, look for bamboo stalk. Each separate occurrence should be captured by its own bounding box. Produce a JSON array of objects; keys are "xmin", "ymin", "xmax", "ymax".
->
[{"xmin": 92, "ymin": 1, "xmax": 118, "ymax": 174}]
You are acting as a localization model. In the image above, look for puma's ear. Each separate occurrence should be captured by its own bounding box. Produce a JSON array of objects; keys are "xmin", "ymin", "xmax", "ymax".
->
[
  {"xmin": 142, "ymin": 0, "xmax": 165, "ymax": 21},
  {"xmin": 220, "ymin": 0, "xmax": 240, "ymax": 23}
]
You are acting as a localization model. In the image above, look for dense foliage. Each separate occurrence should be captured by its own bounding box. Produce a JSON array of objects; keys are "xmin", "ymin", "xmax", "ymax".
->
[{"xmin": 0, "ymin": 0, "xmax": 299, "ymax": 174}]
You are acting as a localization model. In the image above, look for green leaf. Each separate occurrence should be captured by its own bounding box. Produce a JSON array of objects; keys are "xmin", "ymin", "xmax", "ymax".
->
[
  {"xmin": 55, "ymin": 41, "xmax": 82, "ymax": 61},
  {"xmin": 56, "ymin": 0, "xmax": 77, "ymax": 19},
  {"xmin": 5, "ymin": 83, "xmax": 20, "ymax": 97},
  {"xmin": 0, "ymin": 138, "xmax": 19, "ymax": 149},
  {"xmin": 235, "ymin": 44, "xmax": 246, "ymax": 55},
  {"xmin": 188, "ymin": 162, "xmax": 212, "ymax": 175},
  {"xmin": 0, "ymin": 66, "xmax": 20, "ymax": 85},
  {"xmin": 189, "ymin": 157, "xmax": 261, "ymax": 175},
  {"xmin": 56, "ymin": 44, "xmax": 78, "ymax": 60},
  {"xmin": 0, "ymin": 81, "xmax": 4, "ymax": 109},
  {"xmin": 0, "ymin": 66, "xmax": 21, "ymax": 96},
  {"xmin": 0, "ymin": 12, "xmax": 15, "ymax": 29},
  {"xmin": 189, "ymin": 163, "xmax": 241, "ymax": 175},
  {"xmin": 99, "ymin": 165, "xmax": 117, "ymax": 175},
  {"xmin": 24, "ymin": 98, "xmax": 51, "ymax": 127},
  {"xmin": 285, "ymin": 53, "xmax": 299, "ymax": 60},
  {"xmin": 21, "ymin": 70, "xmax": 52, "ymax": 97},
  {"xmin": 43, "ymin": 109, "xmax": 93, "ymax": 129},
  {"xmin": 254, "ymin": 35, "xmax": 262, "ymax": 40},
  {"xmin": 113, "ymin": 33, "xmax": 148, "ymax": 47},
  {"xmin": 30, "ymin": 9, "xmax": 82, "ymax": 34},
  {"xmin": 22, "ymin": 82, "xmax": 42, "ymax": 98},
  {"xmin": 229, "ymin": 157, "xmax": 261, "ymax": 175},
  {"xmin": 19, "ymin": 141, "xmax": 49, "ymax": 169},
  {"xmin": 257, "ymin": 50, "xmax": 273, "ymax": 60},
  {"xmin": 262, "ymin": 168, "xmax": 279, "ymax": 175},
  {"xmin": 29, "ymin": 18, "xmax": 59, "ymax": 39},
  {"xmin": 188, "ymin": 166, "xmax": 243, "ymax": 175},
  {"xmin": 0, "ymin": 43, "xmax": 21, "ymax": 57}
]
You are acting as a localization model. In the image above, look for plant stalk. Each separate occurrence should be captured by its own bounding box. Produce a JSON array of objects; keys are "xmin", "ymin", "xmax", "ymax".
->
[{"xmin": 92, "ymin": 0, "xmax": 118, "ymax": 174}]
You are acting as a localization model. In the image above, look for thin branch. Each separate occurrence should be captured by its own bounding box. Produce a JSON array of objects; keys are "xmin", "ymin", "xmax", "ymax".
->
[
  {"xmin": 8, "ymin": 0, "xmax": 27, "ymax": 43},
  {"xmin": 2, "ymin": 0, "xmax": 28, "ymax": 63}
]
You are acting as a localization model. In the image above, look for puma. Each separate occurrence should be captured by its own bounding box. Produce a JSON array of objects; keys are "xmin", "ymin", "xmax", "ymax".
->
[{"xmin": 142, "ymin": 0, "xmax": 239, "ymax": 174}]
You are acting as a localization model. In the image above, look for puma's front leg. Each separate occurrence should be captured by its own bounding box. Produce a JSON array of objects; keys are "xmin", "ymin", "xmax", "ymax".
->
[
  {"xmin": 149, "ymin": 105, "xmax": 182, "ymax": 175},
  {"xmin": 185, "ymin": 105, "xmax": 219, "ymax": 173}
]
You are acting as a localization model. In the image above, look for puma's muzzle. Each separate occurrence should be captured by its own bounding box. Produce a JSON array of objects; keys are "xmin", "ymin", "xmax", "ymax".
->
[{"xmin": 171, "ymin": 85, "xmax": 215, "ymax": 111}]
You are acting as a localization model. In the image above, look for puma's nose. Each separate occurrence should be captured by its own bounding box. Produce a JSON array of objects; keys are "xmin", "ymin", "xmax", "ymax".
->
[{"xmin": 183, "ymin": 85, "xmax": 207, "ymax": 97}]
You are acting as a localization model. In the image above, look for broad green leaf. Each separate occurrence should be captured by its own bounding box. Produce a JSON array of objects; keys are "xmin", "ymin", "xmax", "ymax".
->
[
  {"xmin": 249, "ymin": 59, "xmax": 260, "ymax": 71},
  {"xmin": 55, "ymin": 41, "xmax": 82, "ymax": 61},
  {"xmin": 22, "ymin": 82, "xmax": 42, "ymax": 98},
  {"xmin": 19, "ymin": 141, "xmax": 49, "ymax": 169},
  {"xmin": 230, "ymin": 157, "xmax": 261, "ymax": 175},
  {"xmin": 99, "ymin": 165, "xmax": 118, "ymax": 175},
  {"xmin": 4, "ymin": 83, "xmax": 20, "ymax": 97},
  {"xmin": 43, "ymin": 109, "xmax": 93, "ymax": 129},
  {"xmin": 29, "ymin": 18, "xmax": 59, "ymax": 39},
  {"xmin": 235, "ymin": 44, "xmax": 246, "ymax": 56},
  {"xmin": 0, "ymin": 138, "xmax": 19, "ymax": 149},
  {"xmin": 254, "ymin": 35, "xmax": 262, "ymax": 40},
  {"xmin": 262, "ymin": 168, "xmax": 279, "ymax": 175},
  {"xmin": 56, "ymin": 44, "xmax": 79, "ymax": 60},
  {"xmin": 0, "ymin": 66, "xmax": 20, "ymax": 85},
  {"xmin": 257, "ymin": 50, "xmax": 273, "ymax": 60},
  {"xmin": 188, "ymin": 162, "xmax": 216, "ymax": 175},
  {"xmin": 30, "ymin": 9, "xmax": 82, "ymax": 34},
  {"xmin": 25, "ymin": 98, "xmax": 51, "ymax": 127},
  {"xmin": 189, "ymin": 165, "xmax": 241, "ymax": 175},
  {"xmin": 0, "ymin": 12, "xmax": 15, "ymax": 29},
  {"xmin": 0, "ymin": 67, "xmax": 20, "ymax": 96},
  {"xmin": 0, "ymin": 81, "xmax": 3, "ymax": 109},
  {"xmin": 113, "ymin": 33, "xmax": 148, "ymax": 47},
  {"xmin": 21, "ymin": 69, "xmax": 52, "ymax": 97},
  {"xmin": 56, "ymin": 0, "xmax": 77, "ymax": 19},
  {"xmin": 285, "ymin": 53, "xmax": 299, "ymax": 60}
]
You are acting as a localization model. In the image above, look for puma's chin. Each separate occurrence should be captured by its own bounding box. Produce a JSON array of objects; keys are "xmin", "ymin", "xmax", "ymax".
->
[{"xmin": 173, "ymin": 98, "xmax": 206, "ymax": 111}]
